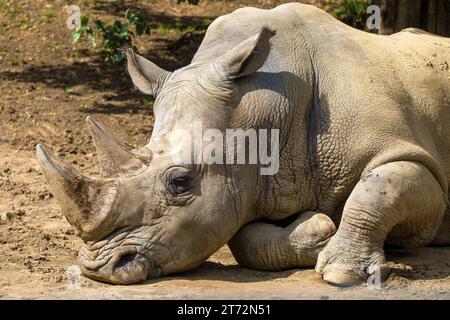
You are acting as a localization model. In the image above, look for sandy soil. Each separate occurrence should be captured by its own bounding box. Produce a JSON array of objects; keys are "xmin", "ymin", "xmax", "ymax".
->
[{"xmin": 0, "ymin": 0, "xmax": 449, "ymax": 300}]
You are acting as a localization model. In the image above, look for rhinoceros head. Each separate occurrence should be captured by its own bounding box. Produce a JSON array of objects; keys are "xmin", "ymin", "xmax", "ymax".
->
[{"xmin": 37, "ymin": 27, "xmax": 276, "ymax": 284}]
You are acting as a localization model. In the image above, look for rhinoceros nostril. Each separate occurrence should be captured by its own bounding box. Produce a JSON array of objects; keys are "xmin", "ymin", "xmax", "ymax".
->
[
  {"xmin": 115, "ymin": 253, "xmax": 137, "ymax": 269},
  {"xmin": 112, "ymin": 252, "xmax": 148, "ymax": 284}
]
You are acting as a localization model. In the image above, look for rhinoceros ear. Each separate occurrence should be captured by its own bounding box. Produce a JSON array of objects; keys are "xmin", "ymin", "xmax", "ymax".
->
[
  {"xmin": 214, "ymin": 27, "xmax": 275, "ymax": 80},
  {"xmin": 121, "ymin": 46, "xmax": 172, "ymax": 97}
]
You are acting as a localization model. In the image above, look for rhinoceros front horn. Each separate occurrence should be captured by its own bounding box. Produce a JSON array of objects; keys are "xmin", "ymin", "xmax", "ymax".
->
[
  {"xmin": 86, "ymin": 116, "xmax": 150, "ymax": 177},
  {"xmin": 36, "ymin": 144, "xmax": 118, "ymax": 240}
]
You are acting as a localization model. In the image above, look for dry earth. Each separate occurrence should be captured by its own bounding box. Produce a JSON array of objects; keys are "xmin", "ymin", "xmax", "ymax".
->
[{"xmin": 0, "ymin": 0, "xmax": 449, "ymax": 299}]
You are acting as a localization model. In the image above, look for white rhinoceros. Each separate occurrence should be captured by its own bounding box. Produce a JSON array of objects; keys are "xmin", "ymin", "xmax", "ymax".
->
[{"xmin": 37, "ymin": 3, "xmax": 450, "ymax": 286}]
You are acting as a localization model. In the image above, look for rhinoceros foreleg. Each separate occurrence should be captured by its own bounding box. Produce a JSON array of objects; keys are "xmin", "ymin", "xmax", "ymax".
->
[
  {"xmin": 315, "ymin": 161, "xmax": 447, "ymax": 286},
  {"xmin": 228, "ymin": 212, "xmax": 336, "ymax": 271}
]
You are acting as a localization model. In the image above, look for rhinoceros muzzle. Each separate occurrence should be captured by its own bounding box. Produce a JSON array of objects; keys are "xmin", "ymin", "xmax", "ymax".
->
[{"xmin": 80, "ymin": 249, "xmax": 150, "ymax": 284}]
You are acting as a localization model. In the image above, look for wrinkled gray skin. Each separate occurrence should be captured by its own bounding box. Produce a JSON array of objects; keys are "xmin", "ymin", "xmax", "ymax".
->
[{"xmin": 37, "ymin": 3, "xmax": 450, "ymax": 286}]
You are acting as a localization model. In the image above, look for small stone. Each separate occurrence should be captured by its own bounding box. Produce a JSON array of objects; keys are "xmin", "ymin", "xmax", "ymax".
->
[
  {"xmin": 38, "ymin": 191, "xmax": 53, "ymax": 200},
  {"xmin": 138, "ymin": 127, "xmax": 150, "ymax": 135},
  {"xmin": 1, "ymin": 211, "xmax": 14, "ymax": 222},
  {"xmin": 63, "ymin": 228, "xmax": 75, "ymax": 235}
]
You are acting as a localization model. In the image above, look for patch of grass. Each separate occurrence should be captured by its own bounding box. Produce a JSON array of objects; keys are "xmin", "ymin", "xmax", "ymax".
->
[
  {"xmin": 7, "ymin": 3, "xmax": 23, "ymax": 17},
  {"xmin": 6, "ymin": 55, "xmax": 21, "ymax": 66},
  {"xmin": 156, "ymin": 23, "xmax": 183, "ymax": 36},
  {"xmin": 64, "ymin": 87, "xmax": 76, "ymax": 95},
  {"xmin": 0, "ymin": 1, "xmax": 24, "ymax": 18},
  {"xmin": 156, "ymin": 20, "xmax": 209, "ymax": 37},
  {"xmin": 17, "ymin": 18, "xmax": 29, "ymax": 29},
  {"xmin": 72, "ymin": 49, "xmax": 90, "ymax": 58},
  {"xmin": 42, "ymin": 10, "xmax": 55, "ymax": 21},
  {"xmin": 51, "ymin": 46, "xmax": 62, "ymax": 56},
  {"xmin": 203, "ymin": 17, "xmax": 212, "ymax": 25},
  {"xmin": 141, "ymin": 97, "xmax": 153, "ymax": 107}
]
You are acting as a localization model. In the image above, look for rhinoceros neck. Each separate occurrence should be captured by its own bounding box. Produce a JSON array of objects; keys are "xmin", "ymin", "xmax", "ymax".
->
[
  {"xmin": 185, "ymin": 4, "xmax": 329, "ymax": 221},
  {"xmin": 232, "ymin": 65, "xmax": 318, "ymax": 220}
]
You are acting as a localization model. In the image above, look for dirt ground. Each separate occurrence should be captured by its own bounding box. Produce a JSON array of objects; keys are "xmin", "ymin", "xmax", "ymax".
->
[{"xmin": 0, "ymin": 0, "xmax": 449, "ymax": 300}]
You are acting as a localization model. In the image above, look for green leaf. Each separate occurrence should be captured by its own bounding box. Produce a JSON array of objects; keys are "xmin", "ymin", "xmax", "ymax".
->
[
  {"xmin": 88, "ymin": 34, "xmax": 96, "ymax": 47},
  {"xmin": 135, "ymin": 21, "xmax": 149, "ymax": 35},
  {"xmin": 72, "ymin": 30, "xmax": 82, "ymax": 43},
  {"xmin": 114, "ymin": 52, "xmax": 125, "ymax": 62},
  {"xmin": 64, "ymin": 87, "xmax": 76, "ymax": 94},
  {"xmin": 94, "ymin": 19, "xmax": 104, "ymax": 31},
  {"xmin": 141, "ymin": 97, "xmax": 153, "ymax": 107},
  {"xmin": 72, "ymin": 10, "xmax": 152, "ymax": 64},
  {"xmin": 80, "ymin": 15, "xmax": 89, "ymax": 26},
  {"xmin": 127, "ymin": 13, "xmax": 139, "ymax": 25}
]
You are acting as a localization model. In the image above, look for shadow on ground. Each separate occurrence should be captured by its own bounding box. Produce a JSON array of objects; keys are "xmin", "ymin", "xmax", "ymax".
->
[
  {"xmin": 386, "ymin": 247, "xmax": 450, "ymax": 281},
  {"xmin": 142, "ymin": 247, "xmax": 450, "ymax": 286},
  {"xmin": 0, "ymin": 9, "xmax": 213, "ymax": 110},
  {"xmin": 143, "ymin": 261, "xmax": 299, "ymax": 285}
]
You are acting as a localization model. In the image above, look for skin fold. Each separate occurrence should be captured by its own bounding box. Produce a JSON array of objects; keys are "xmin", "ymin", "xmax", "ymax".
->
[{"xmin": 37, "ymin": 3, "xmax": 450, "ymax": 286}]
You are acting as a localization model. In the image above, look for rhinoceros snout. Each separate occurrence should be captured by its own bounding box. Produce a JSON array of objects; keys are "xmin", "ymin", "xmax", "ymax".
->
[{"xmin": 81, "ymin": 252, "xmax": 150, "ymax": 285}]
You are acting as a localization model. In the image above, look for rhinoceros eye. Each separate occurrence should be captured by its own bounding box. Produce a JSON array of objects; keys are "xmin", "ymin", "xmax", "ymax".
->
[
  {"xmin": 166, "ymin": 167, "xmax": 193, "ymax": 195},
  {"xmin": 170, "ymin": 177, "xmax": 189, "ymax": 194}
]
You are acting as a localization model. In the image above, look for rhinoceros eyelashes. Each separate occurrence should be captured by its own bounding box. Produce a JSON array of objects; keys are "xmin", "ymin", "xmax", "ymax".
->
[
  {"xmin": 86, "ymin": 116, "xmax": 151, "ymax": 177},
  {"xmin": 165, "ymin": 167, "xmax": 194, "ymax": 196}
]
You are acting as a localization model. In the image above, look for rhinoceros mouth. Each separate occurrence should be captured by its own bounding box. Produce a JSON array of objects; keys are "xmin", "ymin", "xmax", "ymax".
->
[
  {"xmin": 111, "ymin": 252, "xmax": 149, "ymax": 284},
  {"xmin": 79, "ymin": 247, "xmax": 150, "ymax": 284},
  {"xmin": 77, "ymin": 226, "xmax": 154, "ymax": 284}
]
